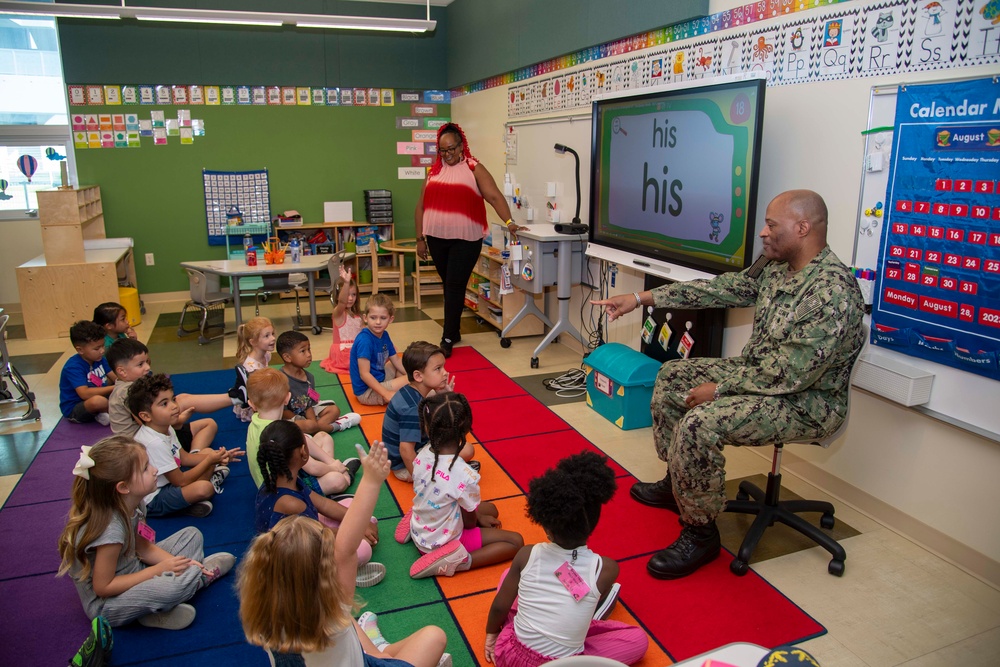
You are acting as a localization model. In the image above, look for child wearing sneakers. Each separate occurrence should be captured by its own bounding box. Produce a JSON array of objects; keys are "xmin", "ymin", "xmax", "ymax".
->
[
  {"xmin": 127, "ymin": 374, "xmax": 244, "ymax": 518},
  {"xmin": 106, "ymin": 338, "xmax": 242, "ymax": 451},
  {"xmin": 238, "ymin": 442, "xmax": 450, "ymax": 667},
  {"xmin": 255, "ymin": 420, "xmax": 385, "ymax": 588},
  {"xmin": 382, "ymin": 341, "xmax": 470, "ymax": 482},
  {"xmin": 406, "ymin": 392, "xmax": 523, "ymax": 579},
  {"xmin": 484, "ymin": 451, "xmax": 648, "ymax": 667},
  {"xmin": 58, "ymin": 436, "xmax": 236, "ymax": 630},
  {"xmin": 245, "ymin": 368, "xmax": 359, "ymax": 495},
  {"xmin": 349, "ymin": 293, "xmax": 408, "ymax": 406},
  {"xmin": 276, "ymin": 330, "xmax": 361, "ymax": 435},
  {"xmin": 59, "ymin": 320, "xmax": 115, "ymax": 425}
]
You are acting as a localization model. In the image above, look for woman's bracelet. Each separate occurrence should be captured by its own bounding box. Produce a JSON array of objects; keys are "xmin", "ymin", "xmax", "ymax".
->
[
  {"xmin": 633, "ymin": 291, "xmax": 642, "ymax": 308},
  {"xmin": 416, "ymin": 236, "xmax": 426, "ymax": 243},
  {"xmin": 505, "ymin": 219, "xmax": 514, "ymax": 227}
]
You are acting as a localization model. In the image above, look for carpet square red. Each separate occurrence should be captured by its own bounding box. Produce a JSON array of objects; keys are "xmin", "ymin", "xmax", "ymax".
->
[
  {"xmin": 470, "ymin": 395, "xmax": 571, "ymax": 442},
  {"xmin": 616, "ymin": 555, "xmax": 824, "ymax": 661},
  {"xmin": 483, "ymin": 430, "xmax": 628, "ymax": 492}
]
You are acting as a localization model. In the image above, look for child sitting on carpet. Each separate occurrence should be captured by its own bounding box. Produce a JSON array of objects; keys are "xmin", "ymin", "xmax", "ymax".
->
[
  {"xmin": 349, "ymin": 293, "xmax": 408, "ymax": 406},
  {"xmin": 483, "ymin": 451, "xmax": 647, "ymax": 667},
  {"xmin": 238, "ymin": 442, "xmax": 450, "ymax": 667},
  {"xmin": 245, "ymin": 368, "xmax": 359, "ymax": 494},
  {"xmin": 58, "ymin": 436, "xmax": 236, "ymax": 630},
  {"xmin": 405, "ymin": 392, "xmax": 523, "ymax": 579},
  {"xmin": 127, "ymin": 374, "xmax": 244, "ymax": 518},
  {"xmin": 320, "ymin": 272, "xmax": 363, "ymax": 375},
  {"xmin": 232, "ymin": 316, "xmax": 275, "ymax": 421},
  {"xmin": 382, "ymin": 341, "xmax": 467, "ymax": 483},
  {"xmin": 106, "ymin": 338, "xmax": 241, "ymax": 449},
  {"xmin": 59, "ymin": 320, "xmax": 115, "ymax": 425},
  {"xmin": 93, "ymin": 302, "xmax": 137, "ymax": 351},
  {"xmin": 255, "ymin": 420, "xmax": 384, "ymax": 588},
  {"xmin": 277, "ymin": 329, "xmax": 361, "ymax": 435}
]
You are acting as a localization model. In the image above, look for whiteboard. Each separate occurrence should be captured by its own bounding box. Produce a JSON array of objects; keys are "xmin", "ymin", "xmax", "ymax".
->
[{"xmin": 853, "ymin": 79, "xmax": 999, "ymax": 439}]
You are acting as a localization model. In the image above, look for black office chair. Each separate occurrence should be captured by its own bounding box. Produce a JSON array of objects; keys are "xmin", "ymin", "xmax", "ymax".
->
[
  {"xmin": 724, "ymin": 325, "xmax": 868, "ymax": 578},
  {"xmin": 178, "ymin": 268, "xmax": 232, "ymax": 344}
]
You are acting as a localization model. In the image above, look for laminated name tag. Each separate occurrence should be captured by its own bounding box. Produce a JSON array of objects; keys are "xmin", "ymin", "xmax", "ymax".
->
[
  {"xmin": 554, "ymin": 561, "xmax": 591, "ymax": 601},
  {"xmin": 137, "ymin": 521, "xmax": 156, "ymax": 543}
]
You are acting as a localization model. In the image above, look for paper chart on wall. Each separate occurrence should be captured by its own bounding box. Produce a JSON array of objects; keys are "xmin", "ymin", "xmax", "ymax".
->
[{"xmin": 202, "ymin": 169, "xmax": 271, "ymax": 246}]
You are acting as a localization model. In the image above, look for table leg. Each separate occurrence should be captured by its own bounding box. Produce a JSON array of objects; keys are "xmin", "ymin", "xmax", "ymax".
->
[
  {"xmin": 530, "ymin": 238, "xmax": 584, "ymax": 365},
  {"xmin": 308, "ymin": 273, "xmax": 320, "ymax": 334},
  {"xmin": 501, "ymin": 292, "xmax": 552, "ymax": 338},
  {"xmin": 232, "ymin": 276, "xmax": 243, "ymax": 329}
]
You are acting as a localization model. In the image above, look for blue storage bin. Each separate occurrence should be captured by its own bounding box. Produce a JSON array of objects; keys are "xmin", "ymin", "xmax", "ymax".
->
[{"xmin": 584, "ymin": 343, "xmax": 662, "ymax": 430}]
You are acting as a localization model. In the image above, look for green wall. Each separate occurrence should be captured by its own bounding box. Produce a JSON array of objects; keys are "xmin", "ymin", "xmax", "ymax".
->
[
  {"xmin": 58, "ymin": 1, "xmax": 448, "ymax": 89},
  {"xmin": 74, "ymin": 104, "xmax": 441, "ymax": 293},
  {"xmin": 445, "ymin": 0, "xmax": 708, "ymax": 88}
]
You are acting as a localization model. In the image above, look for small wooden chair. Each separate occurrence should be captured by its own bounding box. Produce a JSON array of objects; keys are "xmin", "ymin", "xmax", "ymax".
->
[
  {"xmin": 370, "ymin": 243, "xmax": 405, "ymax": 305},
  {"xmin": 411, "ymin": 258, "xmax": 443, "ymax": 309}
]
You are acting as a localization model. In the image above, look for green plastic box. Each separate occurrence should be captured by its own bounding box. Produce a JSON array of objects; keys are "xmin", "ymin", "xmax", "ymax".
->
[{"xmin": 584, "ymin": 343, "xmax": 662, "ymax": 430}]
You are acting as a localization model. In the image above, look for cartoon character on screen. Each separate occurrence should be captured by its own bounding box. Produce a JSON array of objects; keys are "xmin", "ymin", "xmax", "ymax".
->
[
  {"xmin": 871, "ymin": 11, "xmax": 894, "ymax": 43},
  {"xmin": 922, "ymin": 2, "xmax": 945, "ymax": 36},
  {"xmin": 709, "ymin": 212, "xmax": 724, "ymax": 243}
]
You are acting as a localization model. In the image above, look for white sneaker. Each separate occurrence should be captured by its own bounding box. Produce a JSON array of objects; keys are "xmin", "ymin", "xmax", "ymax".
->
[
  {"xmin": 436, "ymin": 653, "xmax": 453, "ymax": 667},
  {"xmin": 210, "ymin": 465, "xmax": 229, "ymax": 494},
  {"xmin": 392, "ymin": 467, "xmax": 413, "ymax": 483},
  {"xmin": 356, "ymin": 562, "xmax": 386, "ymax": 588},
  {"xmin": 184, "ymin": 500, "xmax": 213, "ymax": 517},
  {"xmin": 333, "ymin": 412, "xmax": 362, "ymax": 432},
  {"xmin": 593, "ymin": 582, "xmax": 621, "ymax": 620},
  {"xmin": 95, "ymin": 413, "xmax": 110, "ymax": 426},
  {"xmin": 138, "ymin": 603, "xmax": 196, "ymax": 630},
  {"xmin": 202, "ymin": 552, "xmax": 236, "ymax": 585}
]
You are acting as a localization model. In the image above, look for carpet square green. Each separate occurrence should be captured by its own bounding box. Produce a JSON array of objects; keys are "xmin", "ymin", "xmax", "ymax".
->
[
  {"xmin": 355, "ymin": 529, "xmax": 447, "ymax": 613},
  {"xmin": 357, "ymin": 601, "xmax": 475, "ymax": 667},
  {"xmin": 9, "ymin": 352, "xmax": 63, "ymax": 376}
]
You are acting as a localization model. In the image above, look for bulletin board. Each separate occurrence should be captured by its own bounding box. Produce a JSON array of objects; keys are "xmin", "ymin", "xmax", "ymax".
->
[
  {"xmin": 854, "ymin": 76, "xmax": 1000, "ymax": 437},
  {"xmin": 203, "ymin": 169, "xmax": 270, "ymax": 245}
]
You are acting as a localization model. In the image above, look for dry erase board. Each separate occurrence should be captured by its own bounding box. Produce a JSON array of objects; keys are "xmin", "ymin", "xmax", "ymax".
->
[{"xmin": 854, "ymin": 77, "xmax": 1000, "ymax": 438}]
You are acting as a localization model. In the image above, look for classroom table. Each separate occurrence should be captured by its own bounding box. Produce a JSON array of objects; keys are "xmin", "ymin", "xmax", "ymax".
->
[{"xmin": 180, "ymin": 254, "xmax": 330, "ymax": 333}]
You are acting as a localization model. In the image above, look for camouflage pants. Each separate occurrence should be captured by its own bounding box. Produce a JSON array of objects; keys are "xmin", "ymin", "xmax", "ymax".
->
[{"xmin": 650, "ymin": 357, "xmax": 824, "ymax": 526}]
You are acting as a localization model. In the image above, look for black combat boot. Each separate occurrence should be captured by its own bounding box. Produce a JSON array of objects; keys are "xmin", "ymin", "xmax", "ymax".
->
[
  {"xmin": 647, "ymin": 521, "xmax": 721, "ymax": 579},
  {"xmin": 629, "ymin": 473, "xmax": 679, "ymax": 513}
]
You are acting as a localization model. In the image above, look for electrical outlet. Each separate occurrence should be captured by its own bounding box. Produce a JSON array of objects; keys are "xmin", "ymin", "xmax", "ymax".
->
[{"xmin": 145, "ymin": 253, "xmax": 155, "ymax": 266}]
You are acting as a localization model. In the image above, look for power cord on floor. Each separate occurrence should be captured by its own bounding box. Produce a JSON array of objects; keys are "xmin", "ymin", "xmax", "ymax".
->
[{"xmin": 542, "ymin": 368, "xmax": 588, "ymax": 398}]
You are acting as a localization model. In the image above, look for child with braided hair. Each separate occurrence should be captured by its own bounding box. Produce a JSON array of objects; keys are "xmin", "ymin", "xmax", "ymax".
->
[
  {"xmin": 254, "ymin": 420, "xmax": 385, "ymax": 587},
  {"xmin": 406, "ymin": 392, "xmax": 523, "ymax": 579},
  {"xmin": 483, "ymin": 451, "xmax": 648, "ymax": 666}
]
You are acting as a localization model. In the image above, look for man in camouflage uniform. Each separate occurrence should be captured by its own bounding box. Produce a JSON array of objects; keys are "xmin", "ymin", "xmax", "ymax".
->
[{"xmin": 593, "ymin": 190, "xmax": 864, "ymax": 578}]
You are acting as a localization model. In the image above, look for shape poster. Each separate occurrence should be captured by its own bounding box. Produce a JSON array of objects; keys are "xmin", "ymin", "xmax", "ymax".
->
[{"xmin": 872, "ymin": 76, "xmax": 1000, "ymax": 380}]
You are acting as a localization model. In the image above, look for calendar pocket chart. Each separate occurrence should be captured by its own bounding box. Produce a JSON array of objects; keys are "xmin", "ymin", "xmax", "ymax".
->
[{"xmin": 873, "ymin": 76, "xmax": 1000, "ymax": 380}]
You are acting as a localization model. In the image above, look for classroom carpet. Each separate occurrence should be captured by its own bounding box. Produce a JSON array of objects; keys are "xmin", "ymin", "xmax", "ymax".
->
[{"xmin": 0, "ymin": 348, "xmax": 825, "ymax": 666}]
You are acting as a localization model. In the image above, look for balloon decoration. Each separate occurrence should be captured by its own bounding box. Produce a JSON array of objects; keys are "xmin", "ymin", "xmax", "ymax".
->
[
  {"xmin": 45, "ymin": 147, "xmax": 66, "ymax": 161},
  {"xmin": 0, "ymin": 178, "xmax": 11, "ymax": 201},
  {"xmin": 16, "ymin": 154, "xmax": 38, "ymax": 182}
]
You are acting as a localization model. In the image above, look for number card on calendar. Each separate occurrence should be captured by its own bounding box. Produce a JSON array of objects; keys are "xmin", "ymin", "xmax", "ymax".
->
[{"xmin": 872, "ymin": 76, "xmax": 1000, "ymax": 381}]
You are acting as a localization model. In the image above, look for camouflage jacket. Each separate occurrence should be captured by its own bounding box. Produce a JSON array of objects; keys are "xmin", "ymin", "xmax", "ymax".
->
[{"xmin": 651, "ymin": 246, "xmax": 864, "ymax": 430}]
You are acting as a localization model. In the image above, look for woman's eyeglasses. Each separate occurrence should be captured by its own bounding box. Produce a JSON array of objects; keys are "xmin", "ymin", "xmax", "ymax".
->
[{"xmin": 438, "ymin": 143, "xmax": 463, "ymax": 156}]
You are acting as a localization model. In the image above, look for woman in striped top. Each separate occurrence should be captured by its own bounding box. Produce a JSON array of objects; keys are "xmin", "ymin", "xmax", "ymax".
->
[{"xmin": 414, "ymin": 123, "xmax": 526, "ymax": 357}]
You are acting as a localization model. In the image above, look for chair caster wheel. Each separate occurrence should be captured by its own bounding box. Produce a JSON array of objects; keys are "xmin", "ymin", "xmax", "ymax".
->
[
  {"xmin": 828, "ymin": 559, "xmax": 845, "ymax": 576},
  {"xmin": 820, "ymin": 513, "xmax": 835, "ymax": 530},
  {"xmin": 736, "ymin": 490, "xmax": 749, "ymax": 501},
  {"xmin": 500, "ymin": 337, "xmax": 511, "ymax": 348},
  {"xmin": 198, "ymin": 336, "xmax": 210, "ymax": 345},
  {"xmin": 312, "ymin": 326, "xmax": 322, "ymax": 335},
  {"xmin": 530, "ymin": 357, "xmax": 539, "ymax": 369},
  {"xmin": 260, "ymin": 295, "xmax": 268, "ymax": 302},
  {"xmin": 730, "ymin": 559, "xmax": 749, "ymax": 576}
]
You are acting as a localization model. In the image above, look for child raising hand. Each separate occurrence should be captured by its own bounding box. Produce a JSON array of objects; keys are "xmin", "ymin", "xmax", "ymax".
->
[{"xmin": 238, "ymin": 441, "xmax": 449, "ymax": 667}]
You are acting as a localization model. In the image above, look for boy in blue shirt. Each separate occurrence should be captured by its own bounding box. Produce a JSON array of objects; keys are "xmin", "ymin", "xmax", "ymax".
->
[
  {"xmin": 349, "ymin": 293, "xmax": 408, "ymax": 406},
  {"xmin": 59, "ymin": 320, "xmax": 115, "ymax": 425},
  {"xmin": 382, "ymin": 341, "xmax": 472, "ymax": 482}
]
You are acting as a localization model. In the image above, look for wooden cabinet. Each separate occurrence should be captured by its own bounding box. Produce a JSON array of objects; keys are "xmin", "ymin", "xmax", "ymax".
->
[
  {"xmin": 467, "ymin": 249, "xmax": 544, "ymax": 339},
  {"xmin": 16, "ymin": 186, "xmax": 137, "ymax": 340}
]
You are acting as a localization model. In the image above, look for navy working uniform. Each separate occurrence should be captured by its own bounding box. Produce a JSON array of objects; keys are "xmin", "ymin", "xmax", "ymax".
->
[{"xmin": 649, "ymin": 246, "xmax": 864, "ymax": 527}]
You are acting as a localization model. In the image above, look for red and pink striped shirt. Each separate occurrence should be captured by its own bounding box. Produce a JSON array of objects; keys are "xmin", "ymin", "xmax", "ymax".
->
[{"xmin": 422, "ymin": 158, "xmax": 488, "ymax": 241}]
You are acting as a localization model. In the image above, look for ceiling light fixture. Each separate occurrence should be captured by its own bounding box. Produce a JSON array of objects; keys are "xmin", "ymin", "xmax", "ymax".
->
[{"xmin": 0, "ymin": 1, "xmax": 436, "ymax": 33}]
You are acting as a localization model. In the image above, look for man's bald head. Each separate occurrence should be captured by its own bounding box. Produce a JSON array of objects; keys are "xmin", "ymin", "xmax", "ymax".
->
[{"xmin": 760, "ymin": 190, "xmax": 830, "ymax": 271}]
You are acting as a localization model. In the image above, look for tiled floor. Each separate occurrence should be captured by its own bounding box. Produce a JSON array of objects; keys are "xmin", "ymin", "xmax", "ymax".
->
[{"xmin": 1, "ymin": 296, "xmax": 997, "ymax": 666}]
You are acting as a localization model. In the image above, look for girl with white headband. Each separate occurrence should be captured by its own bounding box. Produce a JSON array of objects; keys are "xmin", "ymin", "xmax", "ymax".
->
[{"xmin": 57, "ymin": 435, "xmax": 236, "ymax": 630}]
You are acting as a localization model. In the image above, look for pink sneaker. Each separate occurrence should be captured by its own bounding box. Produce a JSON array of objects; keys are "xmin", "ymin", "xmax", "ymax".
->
[
  {"xmin": 394, "ymin": 511, "xmax": 412, "ymax": 544},
  {"xmin": 410, "ymin": 541, "xmax": 470, "ymax": 579}
]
